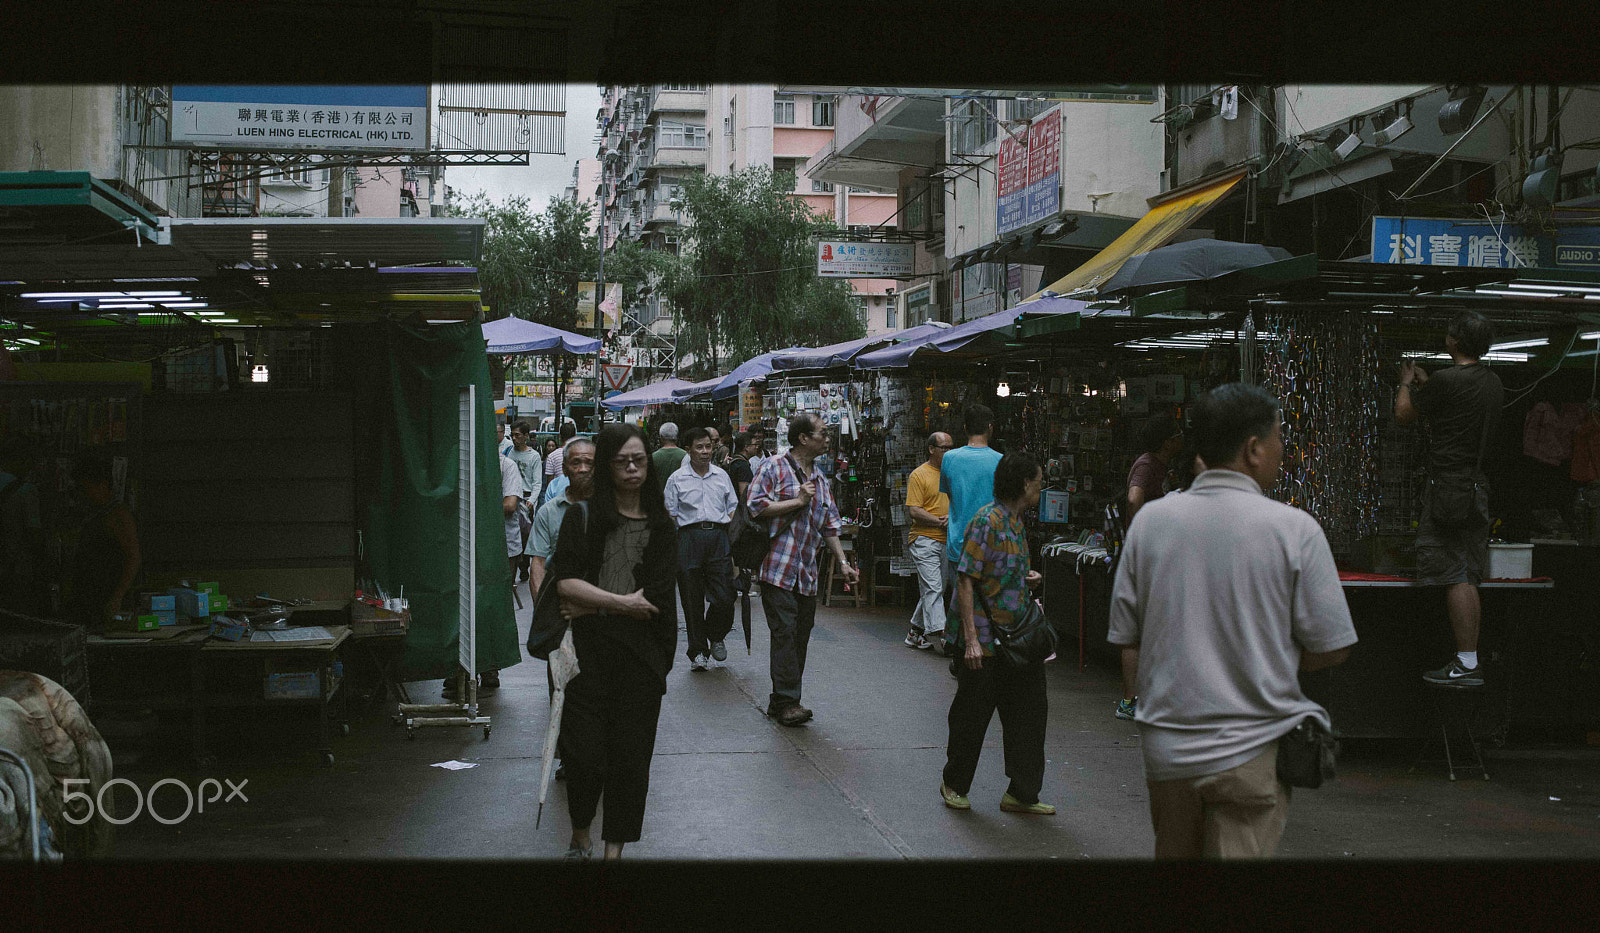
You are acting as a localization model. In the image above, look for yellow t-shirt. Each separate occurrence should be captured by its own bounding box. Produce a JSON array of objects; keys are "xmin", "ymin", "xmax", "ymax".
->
[{"xmin": 906, "ymin": 462, "xmax": 950, "ymax": 543}]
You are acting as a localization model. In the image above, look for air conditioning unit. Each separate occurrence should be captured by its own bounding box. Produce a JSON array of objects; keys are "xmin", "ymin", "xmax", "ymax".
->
[{"xmin": 1171, "ymin": 98, "xmax": 1266, "ymax": 189}]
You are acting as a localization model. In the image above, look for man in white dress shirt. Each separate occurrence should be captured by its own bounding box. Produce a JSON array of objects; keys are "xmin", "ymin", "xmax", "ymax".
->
[{"xmin": 664, "ymin": 426, "xmax": 739, "ymax": 670}]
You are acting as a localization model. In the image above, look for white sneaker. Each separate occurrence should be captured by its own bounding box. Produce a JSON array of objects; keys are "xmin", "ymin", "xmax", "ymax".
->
[{"xmin": 690, "ymin": 655, "xmax": 708, "ymax": 671}]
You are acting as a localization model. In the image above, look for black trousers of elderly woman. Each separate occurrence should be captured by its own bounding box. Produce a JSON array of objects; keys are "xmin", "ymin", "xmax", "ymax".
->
[
  {"xmin": 942, "ymin": 657, "xmax": 1048, "ymax": 805},
  {"xmin": 561, "ymin": 656, "xmax": 663, "ymax": 844}
]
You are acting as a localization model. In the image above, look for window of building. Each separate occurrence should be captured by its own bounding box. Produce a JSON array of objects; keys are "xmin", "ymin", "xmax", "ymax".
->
[
  {"xmin": 730, "ymin": 99, "xmax": 737, "ymax": 151},
  {"xmin": 659, "ymin": 83, "xmax": 707, "ymax": 92},
  {"xmin": 884, "ymin": 296, "xmax": 897, "ymax": 329},
  {"xmin": 773, "ymin": 158, "xmax": 802, "ymax": 185},
  {"xmin": 659, "ymin": 121, "xmax": 706, "ymax": 148},
  {"xmin": 1011, "ymin": 97, "xmax": 1054, "ymax": 122},
  {"xmin": 811, "ymin": 179, "xmax": 834, "ymax": 193},
  {"xmin": 852, "ymin": 296, "xmax": 867, "ymax": 325},
  {"xmin": 953, "ymin": 99, "xmax": 997, "ymax": 154},
  {"xmin": 774, "ymin": 96, "xmax": 795, "ymax": 125},
  {"xmin": 812, "ymin": 99, "xmax": 835, "ymax": 127}
]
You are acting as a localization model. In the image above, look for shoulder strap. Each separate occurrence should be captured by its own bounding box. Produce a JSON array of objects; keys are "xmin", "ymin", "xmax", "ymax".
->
[{"xmin": 1474, "ymin": 396, "xmax": 1493, "ymax": 475}]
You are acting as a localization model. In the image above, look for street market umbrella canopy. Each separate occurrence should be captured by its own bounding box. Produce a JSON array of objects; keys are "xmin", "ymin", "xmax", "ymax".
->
[
  {"xmin": 670, "ymin": 376, "xmax": 725, "ymax": 401},
  {"xmin": 482, "ymin": 315, "xmax": 602, "ymax": 355},
  {"xmin": 709, "ymin": 346, "xmax": 807, "ymax": 400},
  {"xmin": 771, "ymin": 321, "xmax": 951, "ymax": 371},
  {"xmin": 854, "ymin": 296, "xmax": 1088, "ymax": 369},
  {"xmin": 1094, "ymin": 238, "xmax": 1294, "ymax": 299},
  {"xmin": 600, "ymin": 377, "xmax": 699, "ymax": 410}
]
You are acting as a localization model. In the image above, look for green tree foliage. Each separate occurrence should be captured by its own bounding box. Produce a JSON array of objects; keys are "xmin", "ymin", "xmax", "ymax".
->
[{"xmin": 662, "ymin": 167, "xmax": 863, "ymax": 377}]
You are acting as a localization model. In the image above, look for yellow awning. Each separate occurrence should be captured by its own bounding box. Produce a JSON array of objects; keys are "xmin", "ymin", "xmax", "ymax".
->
[{"xmin": 1029, "ymin": 170, "xmax": 1247, "ymax": 300}]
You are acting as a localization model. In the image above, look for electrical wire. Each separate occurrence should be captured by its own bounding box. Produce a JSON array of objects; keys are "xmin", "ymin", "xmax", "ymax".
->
[{"xmin": 1502, "ymin": 328, "xmax": 1581, "ymax": 408}]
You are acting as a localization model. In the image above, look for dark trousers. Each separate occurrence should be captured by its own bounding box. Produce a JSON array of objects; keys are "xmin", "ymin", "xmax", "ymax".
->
[
  {"xmin": 760, "ymin": 582, "xmax": 817, "ymax": 710},
  {"xmin": 678, "ymin": 525, "xmax": 735, "ymax": 659},
  {"xmin": 561, "ymin": 684, "xmax": 663, "ymax": 844},
  {"xmin": 942, "ymin": 659, "xmax": 1048, "ymax": 805}
]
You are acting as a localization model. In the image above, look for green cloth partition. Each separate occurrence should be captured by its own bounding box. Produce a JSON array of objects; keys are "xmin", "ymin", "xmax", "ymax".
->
[{"xmin": 336, "ymin": 315, "xmax": 519, "ymax": 680}]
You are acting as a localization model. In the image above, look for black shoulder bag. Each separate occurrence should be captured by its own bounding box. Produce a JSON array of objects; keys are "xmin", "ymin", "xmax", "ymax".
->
[
  {"xmin": 730, "ymin": 457, "xmax": 801, "ymax": 572},
  {"xmin": 526, "ymin": 502, "xmax": 588, "ymax": 660},
  {"xmin": 1276, "ymin": 716, "xmax": 1340, "ymax": 789},
  {"xmin": 1427, "ymin": 408, "xmax": 1492, "ymax": 533},
  {"xmin": 973, "ymin": 580, "xmax": 1057, "ymax": 668}
]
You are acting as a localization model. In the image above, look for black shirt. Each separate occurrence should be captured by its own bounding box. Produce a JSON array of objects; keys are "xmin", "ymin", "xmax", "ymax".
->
[
  {"xmin": 727, "ymin": 457, "xmax": 753, "ymax": 493},
  {"xmin": 1414, "ymin": 363, "xmax": 1504, "ymax": 476}
]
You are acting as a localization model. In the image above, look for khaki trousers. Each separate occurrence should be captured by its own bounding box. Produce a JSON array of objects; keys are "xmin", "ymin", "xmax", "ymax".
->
[{"xmin": 1146, "ymin": 742, "xmax": 1290, "ymax": 859}]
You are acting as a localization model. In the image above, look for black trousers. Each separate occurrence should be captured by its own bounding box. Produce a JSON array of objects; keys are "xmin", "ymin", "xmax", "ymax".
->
[
  {"xmin": 760, "ymin": 582, "xmax": 817, "ymax": 710},
  {"xmin": 942, "ymin": 658, "xmax": 1048, "ymax": 805},
  {"xmin": 678, "ymin": 525, "xmax": 735, "ymax": 659},
  {"xmin": 561, "ymin": 681, "xmax": 663, "ymax": 844}
]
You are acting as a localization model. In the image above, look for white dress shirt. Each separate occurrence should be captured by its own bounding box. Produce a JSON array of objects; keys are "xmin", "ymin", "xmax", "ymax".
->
[{"xmin": 664, "ymin": 459, "xmax": 738, "ymax": 527}]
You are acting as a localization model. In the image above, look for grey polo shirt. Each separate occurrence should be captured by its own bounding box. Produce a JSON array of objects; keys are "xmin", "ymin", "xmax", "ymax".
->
[{"xmin": 1108, "ymin": 469, "xmax": 1357, "ymax": 783}]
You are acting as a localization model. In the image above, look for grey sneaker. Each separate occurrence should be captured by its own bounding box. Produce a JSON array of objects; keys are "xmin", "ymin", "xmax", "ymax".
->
[
  {"xmin": 690, "ymin": 655, "xmax": 709, "ymax": 671},
  {"xmin": 1424, "ymin": 658, "xmax": 1484, "ymax": 687},
  {"xmin": 711, "ymin": 640, "xmax": 728, "ymax": 662}
]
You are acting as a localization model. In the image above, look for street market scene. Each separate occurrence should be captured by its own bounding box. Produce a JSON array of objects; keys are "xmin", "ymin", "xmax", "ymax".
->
[{"xmin": 5, "ymin": 67, "xmax": 1600, "ymax": 878}]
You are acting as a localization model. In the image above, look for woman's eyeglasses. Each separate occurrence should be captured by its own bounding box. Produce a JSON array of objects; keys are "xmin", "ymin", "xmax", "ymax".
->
[{"xmin": 611, "ymin": 454, "xmax": 649, "ymax": 468}]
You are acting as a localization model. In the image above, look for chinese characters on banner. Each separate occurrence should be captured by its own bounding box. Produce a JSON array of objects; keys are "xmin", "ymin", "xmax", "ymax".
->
[
  {"xmin": 170, "ymin": 86, "xmax": 430, "ymax": 151},
  {"xmin": 1371, "ymin": 216, "xmax": 1600, "ymax": 270},
  {"xmin": 816, "ymin": 241, "xmax": 916, "ymax": 278},
  {"xmin": 997, "ymin": 105, "xmax": 1062, "ymax": 237}
]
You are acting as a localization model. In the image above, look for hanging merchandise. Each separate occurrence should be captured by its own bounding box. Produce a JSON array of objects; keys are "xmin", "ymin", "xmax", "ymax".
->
[{"xmin": 1259, "ymin": 310, "xmax": 1382, "ymax": 555}]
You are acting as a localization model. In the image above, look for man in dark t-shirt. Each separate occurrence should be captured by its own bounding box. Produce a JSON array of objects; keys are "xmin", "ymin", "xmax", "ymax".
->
[{"xmin": 1396, "ymin": 311, "xmax": 1504, "ymax": 687}]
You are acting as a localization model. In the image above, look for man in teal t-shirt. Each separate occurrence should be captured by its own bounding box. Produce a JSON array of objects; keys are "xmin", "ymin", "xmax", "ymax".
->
[{"xmin": 940, "ymin": 403, "xmax": 1004, "ymax": 577}]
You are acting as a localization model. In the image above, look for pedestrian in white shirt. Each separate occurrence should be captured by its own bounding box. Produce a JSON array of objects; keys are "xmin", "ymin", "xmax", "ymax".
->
[{"xmin": 663, "ymin": 426, "xmax": 739, "ymax": 670}]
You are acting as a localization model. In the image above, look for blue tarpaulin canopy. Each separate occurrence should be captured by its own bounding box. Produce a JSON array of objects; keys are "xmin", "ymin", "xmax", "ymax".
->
[
  {"xmin": 770, "ymin": 321, "xmax": 950, "ymax": 372},
  {"xmin": 709, "ymin": 346, "xmax": 807, "ymax": 400},
  {"xmin": 482, "ymin": 315, "xmax": 602, "ymax": 355},
  {"xmin": 854, "ymin": 297, "xmax": 1086, "ymax": 369},
  {"xmin": 600, "ymin": 377, "xmax": 698, "ymax": 410},
  {"xmin": 671, "ymin": 376, "xmax": 724, "ymax": 401}
]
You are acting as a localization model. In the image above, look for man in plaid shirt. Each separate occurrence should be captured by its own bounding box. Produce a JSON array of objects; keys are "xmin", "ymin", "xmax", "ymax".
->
[{"xmin": 747, "ymin": 412, "xmax": 859, "ymax": 726}]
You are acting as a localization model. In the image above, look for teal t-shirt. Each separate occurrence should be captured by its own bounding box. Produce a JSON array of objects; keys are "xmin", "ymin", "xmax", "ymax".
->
[{"xmin": 939, "ymin": 444, "xmax": 1004, "ymax": 562}]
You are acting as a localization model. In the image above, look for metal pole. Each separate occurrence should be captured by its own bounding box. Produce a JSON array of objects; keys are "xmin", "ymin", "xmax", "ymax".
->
[{"xmin": 593, "ymin": 164, "xmax": 607, "ymax": 429}]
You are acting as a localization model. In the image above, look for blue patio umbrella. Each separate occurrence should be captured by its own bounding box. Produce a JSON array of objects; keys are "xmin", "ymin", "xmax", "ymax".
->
[
  {"xmin": 482, "ymin": 316, "xmax": 602, "ymax": 355},
  {"xmin": 599, "ymin": 377, "xmax": 699, "ymax": 410}
]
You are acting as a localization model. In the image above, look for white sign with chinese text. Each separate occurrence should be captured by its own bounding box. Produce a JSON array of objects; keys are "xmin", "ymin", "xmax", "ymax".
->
[
  {"xmin": 817, "ymin": 241, "xmax": 916, "ymax": 278},
  {"xmin": 171, "ymin": 85, "xmax": 430, "ymax": 151}
]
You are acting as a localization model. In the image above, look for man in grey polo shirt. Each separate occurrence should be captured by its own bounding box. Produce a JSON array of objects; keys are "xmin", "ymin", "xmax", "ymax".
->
[{"xmin": 1109, "ymin": 383, "xmax": 1357, "ymax": 859}]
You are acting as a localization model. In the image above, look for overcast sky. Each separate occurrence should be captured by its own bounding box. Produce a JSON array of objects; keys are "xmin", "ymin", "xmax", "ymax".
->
[{"xmin": 446, "ymin": 84, "xmax": 603, "ymax": 210}]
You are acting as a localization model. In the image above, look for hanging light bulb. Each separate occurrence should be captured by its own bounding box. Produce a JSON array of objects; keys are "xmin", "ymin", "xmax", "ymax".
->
[
  {"xmin": 251, "ymin": 364, "xmax": 270, "ymax": 383},
  {"xmin": 995, "ymin": 381, "xmax": 1011, "ymax": 398}
]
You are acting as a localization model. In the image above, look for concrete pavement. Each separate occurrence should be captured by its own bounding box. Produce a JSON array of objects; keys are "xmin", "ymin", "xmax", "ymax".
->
[{"xmin": 104, "ymin": 594, "xmax": 1600, "ymax": 859}]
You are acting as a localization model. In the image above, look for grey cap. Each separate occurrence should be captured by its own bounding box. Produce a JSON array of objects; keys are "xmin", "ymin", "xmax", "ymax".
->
[{"xmin": 659, "ymin": 422, "xmax": 679, "ymax": 440}]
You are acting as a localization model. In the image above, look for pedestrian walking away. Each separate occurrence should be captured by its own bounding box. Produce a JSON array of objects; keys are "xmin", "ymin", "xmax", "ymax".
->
[
  {"xmin": 904, "ymin": 431, "xmax": 955, "ymax": 650},
  {"xmin": 664, "ymin": 427, "xmax": 739, "ymax": 670},
  {"xmin": 1109, "ymin": 383, "xmax": 1357, "ymax": 859},
  {"xmin": 1395, "ymin": 311, "xmax": 1503, "ymax": 688},
  {"xmin": 940, "ymin": 451, "xmax": 1054, "ymax": 816},
  {"xmin": 1117, "ymin": 413, "xmax": 1185, "ymax": 721},
  {"xmin": 746, "ymin": 413, "xmax": 857, "ymax": 726},
  {"xmin": 547, "ymin": 424, "xmax": 679, "ymax": 860},
  {"xmin": 939, "ymin": 405, "xmax": 1003, "ymax": 636},
  {"xmin": 652, "ymin": 422, "xmax": 686, "ymax": 491},
  {"xmin": 507, "ymin": 420, "xmax": 544, "ymax": 582}
]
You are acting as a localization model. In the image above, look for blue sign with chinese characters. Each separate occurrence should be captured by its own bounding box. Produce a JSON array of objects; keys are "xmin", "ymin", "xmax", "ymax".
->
[{"xmin": 1371, "ymin": 216, "xmax": 1600, "ymax": 269}]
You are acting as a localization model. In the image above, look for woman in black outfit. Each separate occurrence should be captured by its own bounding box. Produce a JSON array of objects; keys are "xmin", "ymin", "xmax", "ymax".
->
[{"xmin": 548, "ymin": 423, "xmax": 678, "ymax": 860}]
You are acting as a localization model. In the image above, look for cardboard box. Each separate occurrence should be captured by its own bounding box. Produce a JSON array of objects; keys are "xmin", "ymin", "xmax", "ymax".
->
[
  {"xmin": 196, "ymin": 582, "xmax": 221, "ymax": 597},
  {"xmin": 264, "ymin": 671, "xmax": 321, "ymax": 699},
  {"xmin": 133, "ymin": 615, "xmax": 162, "ymax": 632},
  {"xmin": 167, "ymin": 588, "xmax": 210, "ymax": 618},
  {"xmin": 152, "ymin": 611, "xmax": 178, "ymax": 627},
  {"xmin": 208, "ymin": 594, "xmax": 229, "ymax": 613},
  {"xmin": 140, "ymin": 594, "xmax": 176, "ymax": 612}
]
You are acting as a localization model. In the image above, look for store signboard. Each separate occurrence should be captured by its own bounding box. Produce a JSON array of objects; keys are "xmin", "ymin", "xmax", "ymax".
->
[
  {"xmin": 1371, "ymin": 216, "xmax": 1600, "ymax": 269},
  {"xmin": 573, "ymin": 281, "xmax": 621, "ymax": 330},
  {"xmin": 741, "ymin": 387, "xmax": 763, "ymax": 429},
  {"xmin": 817, "ymin": 241, "xmax": 916, "ymax": 278},
  {"xmin": 905, "ymin": 284, "xmax": 932, "ymax": 325},
  {"xmin": 997, "ymin": 105, "xmax": 1062, "ymax": 237},
  {"xmin": 170, "ymin": 85, "xmax": 429, "ymax": 151}
]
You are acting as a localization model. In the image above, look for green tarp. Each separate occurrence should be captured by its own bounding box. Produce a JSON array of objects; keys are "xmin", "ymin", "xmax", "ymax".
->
[{"xmin": 337, "ymin": 315, "xmax": 520, "ymax": 680}]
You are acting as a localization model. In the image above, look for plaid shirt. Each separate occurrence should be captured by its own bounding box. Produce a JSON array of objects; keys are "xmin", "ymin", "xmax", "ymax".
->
[{"xmin": 747, "ymin": 452, "xmax": 842, "ymax": 596}]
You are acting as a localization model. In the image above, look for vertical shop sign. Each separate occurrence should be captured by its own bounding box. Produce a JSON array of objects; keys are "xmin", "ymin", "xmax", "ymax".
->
[
  {"xmin": 1023, "ymin": 105, "xmax": 1062, "ymax": 227},
  {"xmin": 996, "ymin": 132, "xmax": 1029, "ymax": 236}
]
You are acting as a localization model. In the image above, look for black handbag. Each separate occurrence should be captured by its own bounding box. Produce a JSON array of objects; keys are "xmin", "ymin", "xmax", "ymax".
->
[
  {"xmin": 1275, "ymin": 716, "xmax": 1339, "ymax": 789},
  {"xmin": 975, "ymin": 585, "xmax": 1057, "ymax": 668},
  {"xmin": 526, "ymin": 502, "xmax": 588, "ymax": 660}
]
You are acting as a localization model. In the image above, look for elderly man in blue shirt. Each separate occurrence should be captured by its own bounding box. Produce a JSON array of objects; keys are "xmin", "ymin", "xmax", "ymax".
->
[{"xmin": 664, "ymin": 426, "xmax": 740, "ymax": 671}]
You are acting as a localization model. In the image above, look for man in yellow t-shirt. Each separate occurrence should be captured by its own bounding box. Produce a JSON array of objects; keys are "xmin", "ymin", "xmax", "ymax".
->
[{"xmin": 904, "ymin": 431, "xmax": 955, "ymax": 649}]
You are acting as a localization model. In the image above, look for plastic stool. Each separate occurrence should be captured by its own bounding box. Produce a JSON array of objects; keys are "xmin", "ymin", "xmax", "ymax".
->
[{"xmin": 1410, "ymin": 679, "xmax": 1490, "ymax": 781}]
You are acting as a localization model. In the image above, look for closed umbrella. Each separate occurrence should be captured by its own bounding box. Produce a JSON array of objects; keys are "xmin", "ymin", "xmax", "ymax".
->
[
  {"xmin": 1095, "ymin": 238, "xmax": 1293, "ymax": 298},
  {"xmin": 535, "ymin": 628, "xmax": 580, "ymax": 828},
  {"xmin": 737, "ymin": 570, "xmax": 753, "ymax": 655}
]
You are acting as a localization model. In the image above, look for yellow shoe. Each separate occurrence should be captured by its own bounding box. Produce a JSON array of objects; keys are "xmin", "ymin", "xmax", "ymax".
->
[
  {"xmin": 1000, "ymin": 792, "xmax": 1056, "ymax": 815},
  {"xmin": 940, "ymin": 782, "xmax": 971, "ymax": 810}
]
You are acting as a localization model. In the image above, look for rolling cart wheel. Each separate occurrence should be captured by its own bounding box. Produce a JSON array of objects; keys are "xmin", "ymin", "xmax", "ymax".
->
[
  {"xmin": 322, "ymin": 752, "xmax": 335, "ymax": 768},
  {"xmin": 407, "ymin": 727, "xmax": 417, "ymax": 741},
  {"xmin": 483, "ymin": 725, "xmax": 491, "ymax": 740}
]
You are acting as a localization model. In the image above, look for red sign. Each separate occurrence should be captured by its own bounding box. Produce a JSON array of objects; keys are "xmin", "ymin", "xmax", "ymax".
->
[
  {"xmin": 1027, "ymin": 110, "xmax": 1061, "ymax": 188},
  {"xmin": 600, "ymin": 363, "xmax": 632, "ymax": 391}
]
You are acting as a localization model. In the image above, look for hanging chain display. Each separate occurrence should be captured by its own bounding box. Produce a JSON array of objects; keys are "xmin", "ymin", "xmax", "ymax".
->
[{"xmin": 1259, "ymin": 309, "xmax": 1382, "ymax": 554}]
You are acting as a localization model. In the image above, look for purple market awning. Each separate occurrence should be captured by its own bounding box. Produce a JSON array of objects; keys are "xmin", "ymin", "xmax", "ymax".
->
[
  {"xmin": 670, "ymin": 376, "xmax": 724, "ymax": 401},
  {"xmin": 771, "ymin": 321, "xmax": 951, "ymax": 372},
  {"xmin": 709, "ymin": 346, "xmax": 807, "ymax": 400},
  {"xmin": 482, "ymin": 315, "xmax": 602, "ymax": 355},
  {"xmin": 600, "ymin": 377, "xmax": 698, "ymax": 410},
  {"xmin": 853, "ymin": 297, "xmax": 1087, "ymax": 369}
]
